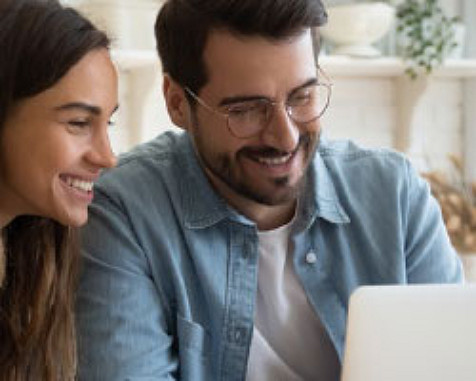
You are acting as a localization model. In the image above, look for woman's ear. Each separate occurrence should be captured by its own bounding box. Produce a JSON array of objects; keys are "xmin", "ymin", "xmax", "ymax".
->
[{"xmin": 163, "ymin": 74, "xmax": 189, "ymax": 130}]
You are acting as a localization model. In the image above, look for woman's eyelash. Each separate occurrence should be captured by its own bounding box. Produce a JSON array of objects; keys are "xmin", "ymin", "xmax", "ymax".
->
[
  {"xmin": 66, "ymin": 117, "xmax": 116, "ymax": 128},
  {"xmin": 68, "ymin": 120, "xmax": 90, "ymax": 128}
]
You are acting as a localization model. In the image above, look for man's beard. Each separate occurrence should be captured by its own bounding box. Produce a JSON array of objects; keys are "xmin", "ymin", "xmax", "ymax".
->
[{"xmin": 192, "ymin": 123, "xmax": 320, "ymax": 206}]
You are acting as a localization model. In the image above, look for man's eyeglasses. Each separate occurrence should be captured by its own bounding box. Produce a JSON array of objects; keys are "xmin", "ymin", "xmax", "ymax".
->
[{"xmin": 184, "ymin": 67, "xmax": 332, "ymax": 139}]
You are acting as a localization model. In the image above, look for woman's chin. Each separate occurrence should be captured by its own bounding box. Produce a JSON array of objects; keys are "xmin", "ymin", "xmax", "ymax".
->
[{"xmin": 53, "ymin": 207, "xmax": 89, "ymax": 227}]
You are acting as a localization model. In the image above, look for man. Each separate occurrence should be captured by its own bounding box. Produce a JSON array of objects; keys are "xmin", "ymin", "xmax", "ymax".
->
[{"xmin": 76, "ymin": 0, "xmax": 462, "ymax": 380}]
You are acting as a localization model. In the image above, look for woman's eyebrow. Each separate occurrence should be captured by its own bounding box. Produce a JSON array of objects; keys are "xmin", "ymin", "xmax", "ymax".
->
[{"xmin": 54, "ymin": 102, "xmax": 101, "ymax": 115}]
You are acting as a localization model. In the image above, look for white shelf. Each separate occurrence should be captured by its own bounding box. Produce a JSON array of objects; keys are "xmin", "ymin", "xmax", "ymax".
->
[
  {"xmin": 111, "ymin": 49, "xmax": 476, "ymax": 78},
  {"xmin": 319, "ymin": 55, "xmax": 476, "ymax": 78}
]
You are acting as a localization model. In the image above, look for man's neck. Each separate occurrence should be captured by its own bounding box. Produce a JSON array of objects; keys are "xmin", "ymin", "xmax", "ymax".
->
[{"xmin": 233, "ymin": 197, "xmax": 296, "ymax": 231}]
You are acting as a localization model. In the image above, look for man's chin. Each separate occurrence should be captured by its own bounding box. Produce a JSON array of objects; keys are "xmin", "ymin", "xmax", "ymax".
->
[{"xmin": 235, "ymin": 181, "xmax": 300, "ymax": 206}]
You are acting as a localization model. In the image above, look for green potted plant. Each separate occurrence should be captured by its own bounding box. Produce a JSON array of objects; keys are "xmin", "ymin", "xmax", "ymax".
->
[{"xmin": 394, "ymin": 0, "xmax": 460, "ymax": 79}]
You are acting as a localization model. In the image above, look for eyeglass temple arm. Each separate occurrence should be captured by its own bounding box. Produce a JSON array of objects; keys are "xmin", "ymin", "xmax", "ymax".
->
[
  {"xmin": 184, "ymin": 87, "xmax": 220, "ymax": 115},
  {"xmin": 317, "ymin": 65, "xmax": 333, "ymax": 86}
]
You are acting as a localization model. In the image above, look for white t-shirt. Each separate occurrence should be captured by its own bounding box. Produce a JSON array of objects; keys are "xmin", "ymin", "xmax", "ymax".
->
[{"xmin": 246, "ymin": 221, "xmax": 340, "ymax": 381}]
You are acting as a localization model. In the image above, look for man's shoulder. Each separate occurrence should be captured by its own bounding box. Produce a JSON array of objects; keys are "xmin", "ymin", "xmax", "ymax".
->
[
  {"xmin": 119, "ymin": 130, "xmax": 187, "ymax": 167},
  {"xmin": 317, "ymin": 138, "xmax": 410, "ymax": 175},
  {"xmin": 94, "ymin": 131, "xmax": 193, "ymax": 199},
  {"xmin": 314, "ymin": 138, "xmax": 416, "ymax": 194},
  {"xmin": 318, "ymin": 138, "xmax": 405, "ymax": 163},
  {"xmin": 103, "ymin": 131, "xmax": 187, "ymax": 178}
]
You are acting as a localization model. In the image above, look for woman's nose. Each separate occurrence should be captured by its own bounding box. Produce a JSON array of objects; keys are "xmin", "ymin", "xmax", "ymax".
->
[{"xmin": 86, "ymin": 130, "xmax": 117, "ymax": 169}]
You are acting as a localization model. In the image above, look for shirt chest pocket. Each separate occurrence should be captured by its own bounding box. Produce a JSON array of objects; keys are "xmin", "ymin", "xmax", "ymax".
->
[{"xmin": 177, "ymin": 315, "xmax": 210, "ymax": 380}]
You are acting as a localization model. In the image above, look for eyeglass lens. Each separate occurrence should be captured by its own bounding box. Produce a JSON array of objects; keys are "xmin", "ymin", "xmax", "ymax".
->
[{"xmin": 227, "ymin": 83, "xmax": 331, "ymax": 138}]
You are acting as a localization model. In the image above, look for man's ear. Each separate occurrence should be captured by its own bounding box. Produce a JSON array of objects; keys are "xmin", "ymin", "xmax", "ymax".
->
[{"xmin": 163, "ymin": 74, "xmax": 189, "ymax": 130}]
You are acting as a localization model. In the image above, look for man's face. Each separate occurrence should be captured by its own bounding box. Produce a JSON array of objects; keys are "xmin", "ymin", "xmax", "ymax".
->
[{"xmin": 187, "ymin": 29, "xmax": 321, "ymax": 210}]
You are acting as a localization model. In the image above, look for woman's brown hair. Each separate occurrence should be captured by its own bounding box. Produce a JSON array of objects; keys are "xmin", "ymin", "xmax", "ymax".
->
[{"xmin": 0, "ymin": 0, "xmax": 110, "ymax": 379}]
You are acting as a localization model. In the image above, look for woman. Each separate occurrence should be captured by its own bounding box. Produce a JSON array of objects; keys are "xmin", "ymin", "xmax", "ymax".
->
[{"xmin": 0, "ymin": 0, "xmax": 118, "ymax": 379}]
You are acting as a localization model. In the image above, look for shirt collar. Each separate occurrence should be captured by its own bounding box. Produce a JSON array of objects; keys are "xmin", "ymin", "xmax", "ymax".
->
[
  {"xmin": 294, "ymin": 148, "xmax": 351, "ymax": 233},
  {"xmin": 179, "ymin": 135, "xmax": 245, "ymax": 229}
]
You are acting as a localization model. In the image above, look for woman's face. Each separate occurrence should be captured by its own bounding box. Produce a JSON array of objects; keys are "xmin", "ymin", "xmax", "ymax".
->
[{"xmin": 0, "ymin": 48, "xmax": 118, "ymax": 227}]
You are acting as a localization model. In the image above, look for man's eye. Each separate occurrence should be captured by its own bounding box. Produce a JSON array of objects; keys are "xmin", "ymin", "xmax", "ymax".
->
[
  {"xmin": 289, "ymin": 92, "xmax": 312, "ymax": 105},
  {"xmin": 227, "ymin": 103, "xmax": 261, "ymax": 116}
]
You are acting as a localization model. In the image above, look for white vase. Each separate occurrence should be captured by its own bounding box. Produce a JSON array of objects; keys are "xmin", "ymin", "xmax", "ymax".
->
[
  {"xmin": 320, "ymin": 2, "xmax": 396, "ymax": 57},
  {"xmin": 459, "ymin": 253, "xmax": 476, "ymax": 283}
]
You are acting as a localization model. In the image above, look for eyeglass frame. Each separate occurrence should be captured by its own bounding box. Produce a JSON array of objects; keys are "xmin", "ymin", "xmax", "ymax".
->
[{"xmin": 183, "ymin": 66, "xmax": 333, "ymax": 139}]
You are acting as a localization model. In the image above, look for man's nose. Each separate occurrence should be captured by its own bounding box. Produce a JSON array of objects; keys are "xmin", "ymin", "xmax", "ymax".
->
[{"xmin": 260, "ymin": 104, "xmax": 300, "ymax": 152}]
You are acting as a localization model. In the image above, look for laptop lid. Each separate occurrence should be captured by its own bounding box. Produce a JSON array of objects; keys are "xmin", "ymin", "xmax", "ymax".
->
[{"xmin": 341, "ymin": 284, "xmax": 476, "ymax": 381}]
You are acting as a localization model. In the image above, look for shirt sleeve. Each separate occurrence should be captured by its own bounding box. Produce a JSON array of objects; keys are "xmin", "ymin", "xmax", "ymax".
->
[
  {"xmin": 403, "ymin": 160, "xmax": 463, "ymax": 283},
  {"xmin": 76, "ymin": 188, "xmax": 177, "ymax": 380}
]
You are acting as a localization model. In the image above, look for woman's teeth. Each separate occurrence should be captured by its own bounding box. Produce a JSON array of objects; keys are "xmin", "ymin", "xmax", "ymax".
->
[{"xmin": 65, "ymin": 177, "xmax": 93, "ymax": 192}]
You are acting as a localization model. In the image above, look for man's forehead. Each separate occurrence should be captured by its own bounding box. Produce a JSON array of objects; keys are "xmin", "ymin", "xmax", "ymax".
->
[{"xmin": 201, "ymin": 29, "xmax": 317, "ymax": 95}]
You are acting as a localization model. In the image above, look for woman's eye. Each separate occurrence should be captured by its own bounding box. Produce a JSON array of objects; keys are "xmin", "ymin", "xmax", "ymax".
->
[
  {"xmin": 68, "ymin": 120, "xmax": 90, "ymax": 128},
  {"xmin": 66, "ymin": 119, "xmax": 92, "ymax": 134},
  {"xmin": 107, "ymin": 115, "xmax": 117, "ymax": 127}
]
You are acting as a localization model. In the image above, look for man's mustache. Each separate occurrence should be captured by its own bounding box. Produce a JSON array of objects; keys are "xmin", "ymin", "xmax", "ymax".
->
[{"xmin": 238, "ymin": 133, "xmax": 312, "ymax": 158}]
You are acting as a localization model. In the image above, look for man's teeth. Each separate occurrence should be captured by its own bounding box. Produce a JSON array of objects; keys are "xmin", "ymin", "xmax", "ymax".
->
[
  {"xmin": 257, "ymin": 154, "xmax": 292, "ymax": 165},
  {"xmin": 65, "ymin": 177, "xmax": 93, "ymax": 192}
]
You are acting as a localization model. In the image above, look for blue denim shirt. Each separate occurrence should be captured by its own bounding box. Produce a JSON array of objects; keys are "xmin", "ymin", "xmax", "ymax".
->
[{"xmin": 77, "ymin": 132, "xmax": 462, "ymax": 380}]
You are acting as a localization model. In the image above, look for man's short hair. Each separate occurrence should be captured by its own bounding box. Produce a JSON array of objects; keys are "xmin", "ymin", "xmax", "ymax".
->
[{"xmin": 155, "ymin": 0, "xmax": 327, "ymax": 94}]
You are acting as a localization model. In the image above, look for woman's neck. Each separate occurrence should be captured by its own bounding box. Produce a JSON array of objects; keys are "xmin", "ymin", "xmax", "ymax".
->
[
  {"xmin": 0, "ymin": 209, "xmax": 14, "ymax": 230},
  {"xmin": 0, "ymin": 187, "xmax": 18, "ymax": 229},
  {"xmin": 0, "ymin": 234, "xmax": 5, "ymax": 287},
  {"xmin": 0, "ymin": 209, "xmax": 10, "ymax": 287}
]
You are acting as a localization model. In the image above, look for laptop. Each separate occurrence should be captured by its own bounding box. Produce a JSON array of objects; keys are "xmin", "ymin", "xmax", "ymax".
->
[{"xmin": 341, "ymin": 284, "xmax": 476, "ymax": 381}]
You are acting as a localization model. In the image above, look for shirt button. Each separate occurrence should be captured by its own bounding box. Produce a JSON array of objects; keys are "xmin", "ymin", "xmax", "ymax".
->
[
  {"xmin": 234, "ymin": 329, "xmax": 242, "ymax": 341},
  {"xmin": 230, "ymin": 327, "xmax": 246, "ymax": 344},
  {"xmin": 306, "ymin": 252, "xmax": 317, "ymax": 264}
]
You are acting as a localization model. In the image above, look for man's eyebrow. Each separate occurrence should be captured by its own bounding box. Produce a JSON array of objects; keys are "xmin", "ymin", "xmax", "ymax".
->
[
  {"xmin": 54, "ymin": 102, "xmax": 101, "ymax": 115},
  {"xmin": 218, "ymin": 95, "xmax": 267, "ymax": 108},
  {"xmin": 289, "ymin": 78, "xmax": 318, "ymax": 97},
  {"xmin": 217, "ymin": 77, "xmax": 318, "ymax": 107}
]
